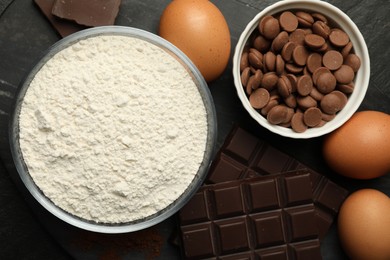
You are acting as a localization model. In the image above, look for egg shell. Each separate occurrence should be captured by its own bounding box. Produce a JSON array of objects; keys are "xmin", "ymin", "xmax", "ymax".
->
[
  {"xmin": 159, "ymin": 0, "xmax": 231, "ymax": 82},
  {"xmin": 338, "ymin": 189, "xmax": 390, "ymax": 260},
  {"xmin": 323, "ymin": 110, "xmax": 390, "ymax": 179}
]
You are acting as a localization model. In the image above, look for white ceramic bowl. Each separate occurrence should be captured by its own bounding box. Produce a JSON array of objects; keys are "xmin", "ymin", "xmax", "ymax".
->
[{"xmin": 233, "ymin": 0, "xmax": 370, "ymax": 138}]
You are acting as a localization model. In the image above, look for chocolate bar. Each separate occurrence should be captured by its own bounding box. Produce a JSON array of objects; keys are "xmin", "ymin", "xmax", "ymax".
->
[
  {"xmin": 179, "ymin": 170, "xmax": 322, "ymax": 259},
  {"xmin": 205, "ymin": 126, "xmax": 348, "ymax": 239}
]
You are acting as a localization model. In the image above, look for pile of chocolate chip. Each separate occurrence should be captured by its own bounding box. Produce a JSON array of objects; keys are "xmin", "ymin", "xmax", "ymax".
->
[{"xmin": 240, "ymin": 11, "xmax": 361, "ymax": 133}]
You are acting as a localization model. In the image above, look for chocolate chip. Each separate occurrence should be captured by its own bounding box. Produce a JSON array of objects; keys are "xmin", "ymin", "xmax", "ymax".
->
[
  {"xmin": 240, "ymin": 51, "xmax": 249, "ymax": 72},
  {"xmin": 303, "ymin": 107, "xmax": 322, "ymax": 127},
  {"xmin": 271, "ymin": 31, "xmax": 289, "ymax": 52},
  {"xmin": 267, "ymin": 105, "xmax": 291, "ymax": 124},
  {"xmin": 297, "ymin": 75, "xmax": 313, "ymax": 96},
  {"xmin": 337, "ymin": 82, "xmax": 354, "ymax": 94},
  {"xmin": 253, "ymin": 34, "xmax": 271, "ymax": 52},
  {"xmin": 334, "ymin": 65, "xmax": 355, "ymax": 84},
  {"xmin": 341, "ymin": 41, "xmax": 353, "ymax": 58},
  {"xmin": 275, "ymin": 55, "xmax": 285, "ymax": 75},
  {"xmin": 281, "ymin": 41, "xmax": 297, "ymax": 62},
  {"xmin": 248, "ymin": 49, "xmax": 264, "ymax": 70},
  {"xmin": 312, "ymin": 66, "xmax": 331, "ymax": 84},
  {"xmin": 285, "ymin": 63, "xmax": 304, "ymax": 74},
  {"xmin": 306, "ymin": 52, "xmax": 322, "ymax": 73},
  {"xmin": 261, "ymin": 98, "xmax": 278, "ymax": 116},
  {"xmin": 312, "ymin": 13, "xmax": 328, "ymax": 24},
  {"xmin": 322, "ymin": 112, "xmax": 336, "ymax": 122},
  {"xmin": 296, "ymin": 11, "xmax": 314, "ymax": 27},
  {"xmin": 297, "ymin": 95, "xmax": 317, "ymax": 110},
  {"xmin": 250, "ymin": 88, "xmax": 270, "ymax": 109},
  {"xmin": 289, "ymin": 29, "xmax": 306, "ymax": 45},
  {"xmin": 279, "ymin": 11, "xmax": 298, "ymax": 32},
  {"xmin": 291, "ymin": 112, "xmax": 308, "ymax": 133},
  {"xmin": 310, "ymin": 87, "xmax": 324, "ymax": 101},
  {"xmin": 292, "ymin": 45, "xmax": 309, "ymax": 66},
  {"xmin": 259, "ymin": 16, "xmax": 280, "ymax": 40},
  {"xmin": 264, "ymin": 51, "xmax": 276, "ymax": 71},
  {"xmin": 320, "ymin": 92, "xmax": 344, "ymax": 114},
  {"xmin": 284, "ymin": 94, "xmax": 297, "ymax": 108},
  {"xmin": 329, "ymin": 29, "xmax": 350, "ymax": 47},
  {"xmin": 277, "ymin": 75, "xmax": 292, "ymax": 98},
  {"xmin": 322, "ymin": 50, "xmax": 343, "ymax": 70},
  {"xmin": 312, "ymin": 21, "xmax": 331, "ymax": 39},
  {"xmin": 344, "ymin": 53, "xmax": 361, "ymax": 72},
  {"xmin": 305, "ymin": 34, "xmax": 326, "ymax": 49},
  {"xmin": 316, "ymin": 72, "xmax": 337, "ymax": 94},
  {"xmin": 241, "ymin": 67, "xmax": 251, "ymax": 87},
  {"xmin": 261, "ymin": 72, "xmax": 279, "ymax": 90}
]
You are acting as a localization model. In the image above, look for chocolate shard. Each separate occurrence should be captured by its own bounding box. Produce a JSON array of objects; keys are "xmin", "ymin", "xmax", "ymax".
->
[
  {"xmin": 51, "ymin": 0, "xmax": 122, "ymax": 27},
  {"xmin": 34, "ymin": 0, "xmax": 87, "ymax": 37}
]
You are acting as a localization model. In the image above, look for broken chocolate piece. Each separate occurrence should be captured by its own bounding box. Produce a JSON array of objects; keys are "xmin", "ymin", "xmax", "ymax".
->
[
  {"xmin": 51, "ymin": 0, "xmax": 122, "ymax": 27},
  {"xmin": 34, "ymin": 0, "xmax": 86, "ymax": 37}
]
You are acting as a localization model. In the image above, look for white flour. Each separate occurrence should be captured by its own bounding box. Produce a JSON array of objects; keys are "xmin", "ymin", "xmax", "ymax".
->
[{"xmin": 18, "ymin": 35, "xmax": 208, "ymax": 223}]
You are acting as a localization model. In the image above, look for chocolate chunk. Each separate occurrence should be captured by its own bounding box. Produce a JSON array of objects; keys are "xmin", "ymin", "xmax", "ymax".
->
[
  {"xmin": 51, "ymin": 0, "xmax": 121, "ymax": 27},
  {"xmin": 34, "ymin": 0, "xmax": 86, "ymax": 37}
]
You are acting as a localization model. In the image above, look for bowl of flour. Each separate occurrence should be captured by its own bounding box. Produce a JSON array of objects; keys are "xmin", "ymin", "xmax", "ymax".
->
[{"xmin": 9, "ymin": 26, "xmax": 217, "ymax": 233}]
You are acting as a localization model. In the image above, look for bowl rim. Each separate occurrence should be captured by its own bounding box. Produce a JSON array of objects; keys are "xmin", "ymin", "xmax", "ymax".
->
[
  {"xmin": 9, "ymin": 26, "xmax": 217, "ymax": 233},
  {"xmin": 233, "ymin": 0, "xmax": 370, "ymax": 139}
]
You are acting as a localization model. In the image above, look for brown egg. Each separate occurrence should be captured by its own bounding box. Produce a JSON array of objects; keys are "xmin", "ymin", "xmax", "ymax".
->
[
  {"xmin": 338, "ymin": 189, "xmax": 390, "ymax": 260},
  {"xmin": 159, "ymin": 0, "xmax": 231, "ymax": 82},
  {"xmin": 323, "ymin": 110, "xmax": 390, "ymax": 179}
]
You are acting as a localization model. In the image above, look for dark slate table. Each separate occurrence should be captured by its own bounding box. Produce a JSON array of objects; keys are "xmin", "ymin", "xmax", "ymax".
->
[{"xmin": 0, "ymin": 0, "xmax": 389, "ymax": 259}]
